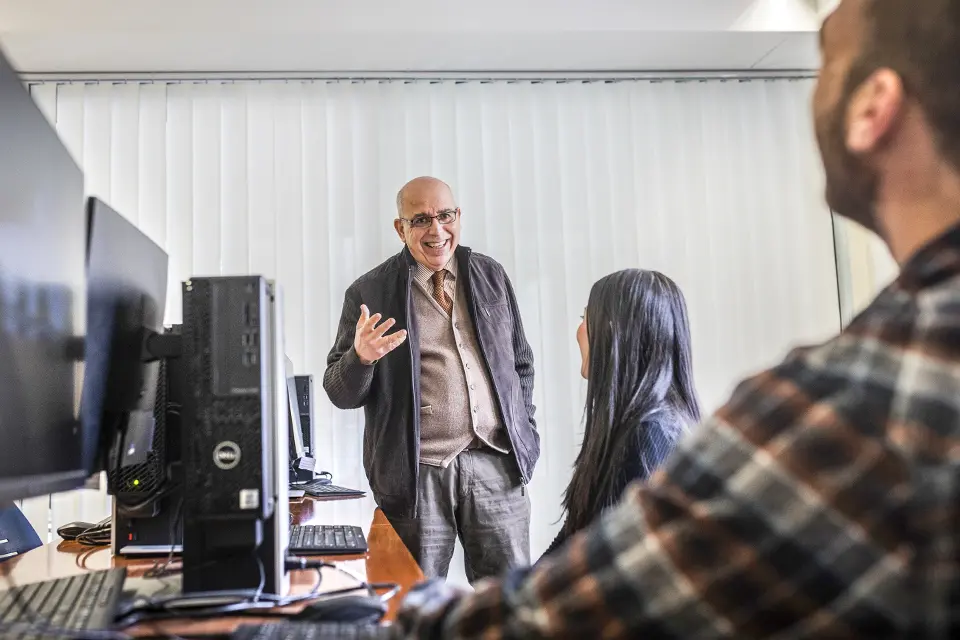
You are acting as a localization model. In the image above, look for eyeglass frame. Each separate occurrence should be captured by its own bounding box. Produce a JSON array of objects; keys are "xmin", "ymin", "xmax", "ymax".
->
[{"xmin": 397, "ymin": 208, "xmax": 460, "ymax": 229}]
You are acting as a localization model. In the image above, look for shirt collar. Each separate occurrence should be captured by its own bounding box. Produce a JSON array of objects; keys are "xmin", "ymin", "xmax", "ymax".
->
[
  {"xmin": 897, "ymin": 222, "xmax": 960, "ymax": 293},
  {"xmin": 413, "ymin": 255, "xmax": 458, "ymax": 290}
]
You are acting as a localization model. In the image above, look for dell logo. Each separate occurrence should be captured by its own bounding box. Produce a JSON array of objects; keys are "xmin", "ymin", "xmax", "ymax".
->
[{"xmin": 213, "ymin": 441, "xmax": 241, "ymax": 470}]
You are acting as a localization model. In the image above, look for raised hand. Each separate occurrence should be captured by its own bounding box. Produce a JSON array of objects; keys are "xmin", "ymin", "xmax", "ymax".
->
[{"xmin": 354, "ymin": 304, "xmax": 407, "ymax": 365}]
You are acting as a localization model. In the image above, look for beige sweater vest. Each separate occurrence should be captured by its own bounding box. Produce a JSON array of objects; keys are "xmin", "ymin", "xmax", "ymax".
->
[{"xmin": 414, "ymin": 279, "xmax": 510, "ymax": 467}]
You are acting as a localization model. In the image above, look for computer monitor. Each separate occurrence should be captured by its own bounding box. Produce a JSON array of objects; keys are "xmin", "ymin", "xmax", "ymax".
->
[
  {"xmin": 0, "ymin": 45, "xmax": 88, "ymax": 502},
  {"xmin": 285, "ymin": 356, "xmax": 306, "ymax": 461},
  {"xmin": 81, "ymin": 196, "xmax": 169, "ymax": 481}
]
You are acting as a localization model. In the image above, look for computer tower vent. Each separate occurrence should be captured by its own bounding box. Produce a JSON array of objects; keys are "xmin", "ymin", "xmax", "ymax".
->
[{"xmin": 107, "ymin": 347, "xmax": 169, "ymax": 503}]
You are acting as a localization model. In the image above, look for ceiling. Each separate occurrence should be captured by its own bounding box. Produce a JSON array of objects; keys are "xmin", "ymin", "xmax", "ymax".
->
[{"xmin": 0, "ymin": 0, "xmax": 831, "ymax": 74}]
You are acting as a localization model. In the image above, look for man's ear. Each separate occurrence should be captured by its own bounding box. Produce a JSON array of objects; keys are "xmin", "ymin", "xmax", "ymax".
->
[
  {"xmin": 846, "ymin": 68, "xmax": 904, "ymax": 154},
  {"xmin": 393, "ymin": 219, "xmax": 406, "ymax": 242}
]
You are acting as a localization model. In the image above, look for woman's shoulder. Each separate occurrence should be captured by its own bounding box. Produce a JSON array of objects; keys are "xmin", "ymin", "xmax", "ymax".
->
[
  {"xmin": 625, "ymin": 411, "xmax": 686, "ymax": 478},
  {"xmin": 638, "ymin": 409, "xmax": 686, "ymax": 447}
]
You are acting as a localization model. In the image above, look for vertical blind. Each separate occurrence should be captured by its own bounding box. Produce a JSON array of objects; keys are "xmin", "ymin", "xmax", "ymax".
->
[
  {"xmin": 833, "ymin": 216, "xmax": 899, "ymax": 325},
  {"xmin": 23, "ymin": 76, "xmax": 841, "ymax": 583}
]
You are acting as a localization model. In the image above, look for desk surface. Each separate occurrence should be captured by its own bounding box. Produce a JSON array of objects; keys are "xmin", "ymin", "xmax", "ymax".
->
[{"xmin": 0, "ymin": 497, "xmax": 423, "ymax": 636}]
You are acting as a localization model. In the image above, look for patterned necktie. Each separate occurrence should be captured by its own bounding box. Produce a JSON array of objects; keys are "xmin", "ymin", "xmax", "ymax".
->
[{"xmin": 431, "ymin": 270, "xmax": 453, "ymax": 315}]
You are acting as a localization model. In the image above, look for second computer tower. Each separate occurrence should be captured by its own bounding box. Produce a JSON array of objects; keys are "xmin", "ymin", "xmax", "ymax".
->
[
  {"xmin": 293, "ymin": 375, "xmax": 314, "ymax": 455},
  {"xmin": 112, "ymin": 327, "xmax": 185, "ymax": 556}
]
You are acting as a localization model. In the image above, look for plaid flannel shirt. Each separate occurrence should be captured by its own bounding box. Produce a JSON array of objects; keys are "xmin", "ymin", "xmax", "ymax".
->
[{"xmin": 395, "ymin": 224, "xmax": 960, "ymax": 639}]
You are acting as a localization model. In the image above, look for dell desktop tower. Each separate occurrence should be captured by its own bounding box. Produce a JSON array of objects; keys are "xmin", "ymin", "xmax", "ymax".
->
[{"xmin": 180, "ymin": 276, "xmax": 289, "ymax": 596}]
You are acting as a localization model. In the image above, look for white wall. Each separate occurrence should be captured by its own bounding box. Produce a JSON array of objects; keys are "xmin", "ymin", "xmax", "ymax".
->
[{"xmin": 24, "ymin": 76, "xmax": 841, "ymax": 585}]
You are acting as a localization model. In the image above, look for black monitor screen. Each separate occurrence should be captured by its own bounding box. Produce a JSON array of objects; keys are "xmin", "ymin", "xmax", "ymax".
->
[
  {"xmin": 82, "ymin": 197, "xmax": 168, "ymax": 477},
  {"xmin": 0, "ymin": 46, "xmax": 87, "ymax": 502}
]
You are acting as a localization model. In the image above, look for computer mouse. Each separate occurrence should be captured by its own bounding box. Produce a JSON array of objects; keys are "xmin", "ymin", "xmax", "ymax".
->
[
  {"xmin": 57, "ymin": 521, "xmax": 98, "ymax": 540},
  {"xmin": 293, "ymin": 594, "xmax": 387, "ymax": 624}
]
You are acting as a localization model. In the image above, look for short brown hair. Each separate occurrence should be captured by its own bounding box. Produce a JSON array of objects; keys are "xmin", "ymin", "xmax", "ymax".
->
[{"xmin": 854, "ymin": 0, "xmax": 960, "ymax": 168}]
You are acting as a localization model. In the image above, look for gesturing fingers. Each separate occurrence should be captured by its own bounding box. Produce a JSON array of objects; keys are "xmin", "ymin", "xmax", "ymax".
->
[
  {"xmin": 372, "ymin": 317, "xmax": 396, "ymax": 339},
  {"xmin": 364, "ymin": 312, "xmax": 383, "ymax": 334},
  {"xmin": 354, "ymin": 305, "xmax": 406, "ymax": 363},
  {"xmin": 356, "ymin": 304, "xmax": 370, "ymax": 329},
  {"xmin": 385, "ymin": 329, "xmax": 407, "ymax": 351},
  {"xmin": 375, "ymin": 328, "xmax": 407, "ymax": 356}
]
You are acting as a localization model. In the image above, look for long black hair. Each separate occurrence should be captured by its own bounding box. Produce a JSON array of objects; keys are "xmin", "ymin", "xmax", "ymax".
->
[{"xmin": 561, "ymin": 269, "xmax": 701, "ymax": 535}]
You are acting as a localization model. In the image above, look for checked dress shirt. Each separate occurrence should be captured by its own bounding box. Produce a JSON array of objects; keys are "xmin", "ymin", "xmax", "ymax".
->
[{"xmin": 394, "ymin": 222, "xmax": 960, "ymax": 639}]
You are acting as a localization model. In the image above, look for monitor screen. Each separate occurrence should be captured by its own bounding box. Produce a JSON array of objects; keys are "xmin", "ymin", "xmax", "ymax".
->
[
  {"xmin": 82, "ymin": 197, "xmax": 168, "ymax": 478},
  {"xmin": 0, "ymin": 45, "xmax": 88, "ymax": 502}
]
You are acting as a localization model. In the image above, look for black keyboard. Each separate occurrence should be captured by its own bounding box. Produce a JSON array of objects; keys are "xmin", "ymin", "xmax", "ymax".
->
[
  {"xmin": 289, "ymin": 524, "xmax": 367, "ymax": 555},
  {"xmin": 231, "ymin": 622, "xmax": 396, "ymax": 639},
  {"xmin": 0, "ymin": 567, "xmax": 126, "ymax": 638},
  {"xmin": 294, "ymin": 480, "xmax": 365, "ymax": 498}
]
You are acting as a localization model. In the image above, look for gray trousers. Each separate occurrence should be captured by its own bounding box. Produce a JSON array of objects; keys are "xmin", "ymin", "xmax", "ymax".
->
[{"xmin": 386, "ymin": 448, "xmax": 531, "ymax": 582}]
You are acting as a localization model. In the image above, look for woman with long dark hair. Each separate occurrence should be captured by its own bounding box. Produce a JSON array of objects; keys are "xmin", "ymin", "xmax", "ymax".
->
[{"xmin": 542, "ymin": 268, "xmax": 701, "ymax": 559}]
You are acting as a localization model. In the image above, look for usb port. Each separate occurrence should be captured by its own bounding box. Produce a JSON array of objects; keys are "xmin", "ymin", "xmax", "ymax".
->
[
  {"xmin": 241, "ymin": 351, "xmax": 258, "ymax": 368},
  {"xmin": 241, "ymin": 332, "xmax": 258, "ymax": 347},
  {"xmin": 243, "ymin": 302, "xmax": 257, "ymax": 326}
]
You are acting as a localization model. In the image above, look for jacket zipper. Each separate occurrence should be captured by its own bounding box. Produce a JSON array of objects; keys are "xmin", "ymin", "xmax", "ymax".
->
[
  {"xmin": 406, "ymin": 263, "xmax": 420, "ymax": 516},
  {"xmin": 465, "ymin": 251, "xmax": 529, "ymax": 490}
]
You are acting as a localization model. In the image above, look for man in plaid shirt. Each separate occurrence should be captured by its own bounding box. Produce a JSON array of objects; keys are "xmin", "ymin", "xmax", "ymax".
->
[{"xmin": 394, "ymin": 0, "xmax": 960, "ymax": 637}]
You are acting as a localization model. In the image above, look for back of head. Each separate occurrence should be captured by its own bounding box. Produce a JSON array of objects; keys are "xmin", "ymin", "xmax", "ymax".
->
[
  {"xmin": 857, "ymin": 0, "xmax": 960, "ymax": 168},
  {"xmin": 585, "ymin": 269, "xmax": 701, "ymax": 429},
  {"xmin": 562, "ymin": 269, "xmax": 701, "ymax": 533},
  {"xmin": 816, "ymin": 0, "xmax": 960, "ymax": 257}
]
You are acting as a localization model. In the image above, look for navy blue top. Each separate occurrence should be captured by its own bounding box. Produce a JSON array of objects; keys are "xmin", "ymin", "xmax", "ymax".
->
[
  {"xmin": 540, "ymin": 415, "xmax": 681, "ymax": 560},
  {"xmin": 0, "ymin": 502, "xmax": 42, "ymax": 562}
]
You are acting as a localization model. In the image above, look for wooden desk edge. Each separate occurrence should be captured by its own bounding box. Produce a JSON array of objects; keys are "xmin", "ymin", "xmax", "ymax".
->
[{"xmin": 1, "ymin": 502, "xmax": 423, "ymax": 635}]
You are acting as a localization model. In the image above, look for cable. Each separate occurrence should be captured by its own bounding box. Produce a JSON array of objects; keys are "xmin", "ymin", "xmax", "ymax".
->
[
  {"xmin": 283, "ymin": 558, "xmax": 400, "ymax": 602},
  {"xmin": 58, "ymin": 516, "xmax": 112, "ymax": 547},
  {"xmin": 370, "ymin": 582, "xmax": 402, "ymax": 603},
  {"xmin": 115, "ymin": 555, "xmax": 393, "ymax": 628},
  {"xmin": 114, "ymin": 481, "xmax": 181, "ymax": 514},
  {"xmin": 114, "ymin": 564, "xmax": 326, "ymax": 628},
  {"xmin": 75, "ymin": 545, "xmax": 110, "ymax": 571},
  {"xmin": 77, "ymin": 522, "xmax": 112, "ymax": 546},
  {"xmin": 142, "ymin": 497, "xmax": 184, "ymax": 579}
]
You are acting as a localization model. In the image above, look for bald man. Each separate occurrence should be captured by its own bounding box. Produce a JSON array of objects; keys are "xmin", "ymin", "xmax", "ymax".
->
[{"xmin": 323, "ymin": 177, "xmax": 538, "ymax": 581}]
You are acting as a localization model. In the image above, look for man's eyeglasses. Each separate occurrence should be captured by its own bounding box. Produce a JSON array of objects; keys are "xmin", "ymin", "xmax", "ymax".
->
[{"xmin": 398, "ymin": 209, "xmax": 459, "ymax": 229}]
